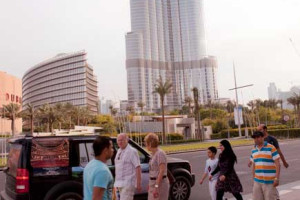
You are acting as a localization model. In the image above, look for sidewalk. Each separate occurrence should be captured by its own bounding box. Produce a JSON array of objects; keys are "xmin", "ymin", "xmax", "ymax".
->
[{"xmin": 229, "ymin": 180, "xmax": 300, "ymax": 200}]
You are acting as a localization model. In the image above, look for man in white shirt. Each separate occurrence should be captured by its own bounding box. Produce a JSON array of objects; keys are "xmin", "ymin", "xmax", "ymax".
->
[{"xmin": 114, "ymin": 133, "xmax": 142, "ymax": 200}]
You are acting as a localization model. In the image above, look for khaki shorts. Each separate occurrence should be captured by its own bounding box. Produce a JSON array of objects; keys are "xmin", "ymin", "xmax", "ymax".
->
[{"xmin": 253, "ymin": 181, "xmax": 279, "ymax": 200}]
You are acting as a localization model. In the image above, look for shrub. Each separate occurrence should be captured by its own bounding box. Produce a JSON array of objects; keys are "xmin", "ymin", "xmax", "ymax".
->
[{"xmin": 211, "ymin": 128, "xmax": 300, "ymax": 139}]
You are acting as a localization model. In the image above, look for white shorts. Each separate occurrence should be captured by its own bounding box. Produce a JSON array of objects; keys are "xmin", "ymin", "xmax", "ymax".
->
[{"xmin": 117, "ymin": 186, "xmax": 135, "ymax": 200}]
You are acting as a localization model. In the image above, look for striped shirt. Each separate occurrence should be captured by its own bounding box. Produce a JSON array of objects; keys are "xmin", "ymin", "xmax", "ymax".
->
[{"xmin": 250, "ymin": 141, "xmax": 280, "ymax": 184}]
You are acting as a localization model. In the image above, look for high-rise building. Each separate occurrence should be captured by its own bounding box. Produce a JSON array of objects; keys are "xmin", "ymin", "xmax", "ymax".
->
[
  {"xmin": 126, "ymin": 0, "xmax": 218, "ymax": 111},
  {"xmin": 22, "ymin": 51, "xmax": 99, "ymax": 114},
  {"xmin": 268, "ymin": 82, "xmax": 278, "ymax": 100}
]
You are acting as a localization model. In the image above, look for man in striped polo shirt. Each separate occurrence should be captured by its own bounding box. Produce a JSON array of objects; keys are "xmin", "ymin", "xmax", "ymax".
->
[{"xmin": 251, "ymin": 131, "xmax": 280, "ymax": 200}]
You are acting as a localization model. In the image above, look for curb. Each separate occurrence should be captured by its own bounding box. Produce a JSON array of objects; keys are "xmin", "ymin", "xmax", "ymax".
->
[
  {"xmin": 166, "ymin": 143, "xmax": 254, "ymax": 155},
  {"xmin": 166, "ymin": 138, "xmax": 299, "ymax": 155}
]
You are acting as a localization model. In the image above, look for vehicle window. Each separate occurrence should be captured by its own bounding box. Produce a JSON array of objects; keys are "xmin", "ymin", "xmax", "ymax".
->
[
  {"xmin": 7, "ymin": 144, "xmax": 22, "ymax": 177},
  {"xmin": 129, "ymin": 144, "xmax": 147, "ymax": 164},
  {"xmin": 79, "ymin": 143, "xmax": 89, "ymax": 167},
  {"xmin": 86, "ymin": 142, "xmax": 112, "ymax": 166}
]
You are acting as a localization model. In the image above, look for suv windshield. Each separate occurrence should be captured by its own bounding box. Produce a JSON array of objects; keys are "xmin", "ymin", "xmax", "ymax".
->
[{"xmin": 7, "ymin": 143, "xmax": 22, "ymax": 177}]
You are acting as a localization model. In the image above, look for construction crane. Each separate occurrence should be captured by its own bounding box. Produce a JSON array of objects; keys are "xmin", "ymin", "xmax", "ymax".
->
[{"xmin": 289, "ymin": 37, "xmax": 300, "ymax": 58}]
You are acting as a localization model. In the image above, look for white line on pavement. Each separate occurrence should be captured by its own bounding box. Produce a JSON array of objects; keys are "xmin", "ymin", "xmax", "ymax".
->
[
  {"xmin": 292, "ymin": 185, "xmax": 300, "ymax": 190},
  {"xmin": 279, "ymin": 190, "xmax": 292, "ymax": 195}
]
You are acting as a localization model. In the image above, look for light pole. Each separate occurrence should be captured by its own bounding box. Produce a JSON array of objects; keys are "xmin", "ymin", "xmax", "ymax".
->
[{"xmin": 229, "ymin": 63, "xmax": 253, "ymax": 137}]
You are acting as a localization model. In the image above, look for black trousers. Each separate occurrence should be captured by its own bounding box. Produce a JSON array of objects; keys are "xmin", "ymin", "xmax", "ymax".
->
[{"xmin": 216, "ymin": 190, "xmax": 243, "ymax": 200}]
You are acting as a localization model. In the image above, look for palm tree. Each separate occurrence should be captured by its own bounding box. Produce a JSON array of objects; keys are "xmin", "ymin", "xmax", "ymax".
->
[
  {"xmin": 137, "ymin": 101, "xmax": 145, "ymax": 114},
  {"xmin": 81, "ymin": 107, "xmax": 93, "ymax": 126},
  {"xmin": 38, "ymin": 104, "xmax": 59, "ymax": 133},
  {"xmin": 153, "ymin": 76, "xmax": 172, "ymax": 144},
  {"xmin": 277, "ymin": 99, "xmax": 283, "ymax": 111},
  {"xmin": 54, "ymin": 103, "xmax": 64, "ymax": 130},
  {"xmin": 226, "ymin": 100, "xmax": 235, "ymax": 114},
  {"xmin": 126, "ymin": 106, "xmax": 135, "ymax": 115},
  {"xmin": 192, "ymin": 87, "xmax": 202, "ymax": 141},
  {"xmin": 247, "ymin": 100, "xmax": 255, "ymax": 112},
  {"xmin": 184, "ymin": 96, "xmax": 193, "ymax": 116},
  {"xmin": 38, "ymin": 104, "xmax": 50, "ymax": 132},
  {"xmin": 64, "ymin": 102, "xmax": 74, "ymax": 129},
  {"xmin": 3, "ymin": 103, "xmax": 21, "ymax": 136},
  {"xmin": 72, "ymin": 106, "xmax": 83, "ymax": 126},
  {"xmin": 287, "ymin": 96, "xmax": 297, "ymax": 127},
  {"xmin": 21, "ymin": 103, "xmax": 37, "ymax": 135}
]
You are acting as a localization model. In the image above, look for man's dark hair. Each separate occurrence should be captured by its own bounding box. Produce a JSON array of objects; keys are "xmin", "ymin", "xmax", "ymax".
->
[
  {"xmin": 263, "ymin": 125, "xmax": 267, "ymax": 130},
  {"xmin": 208, "ymin": 146, "xmax": 217, "ymax": 154},
  {"xmin": 93, "ymin": 136, "xmax": 111, "ymax": 157}
]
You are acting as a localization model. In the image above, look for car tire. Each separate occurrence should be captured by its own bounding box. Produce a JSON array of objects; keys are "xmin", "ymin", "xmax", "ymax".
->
[
  {"xmin": 56, "ymin": 192, "xmax": 82, "ymax": 200},
  {"xmin": 44, "ymin": 181, "xmax": 83, "ymax": 200},
  {"xmin": 169, "ymin": 176, "xmax": 191, "ymax": 200}
]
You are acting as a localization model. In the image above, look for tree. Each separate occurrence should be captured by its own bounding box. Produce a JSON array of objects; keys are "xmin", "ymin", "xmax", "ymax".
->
[
  {"xmin": 184, "ymin": 96, "xmax": 193, "ymax": 116},
  {"xmin": 2, "ymin": 103, "xmax": 21, "ymax": 136},
  {"xmin": 63, "ymin": 102, "xmax": 74, "ymax": 129},
  {"xmin": 192, "ymin": 87, "xmax": 202, "ymax": 141},
  {"xmin": 54, "ymin": 103, "xmax": 64, "ymax": 130},
  {"xmin": 153, "ymin": 76, "xmax": 172, "ymax": 144},
  {"xmin": 138, "ymin": 101, "xmax": 146, "ymax": 114},
  {"xmin": 37, "ymin": 104, "xmax": 50, "ymax": 132},
  {"xmin": 126, "ymin": 106, "xmax": 135, "ymax": 115},
  {"xmin": 21, "ymin": 103, "xmax": 37, "ymax": 135},
  {"xmin": 92, "ymin": 115, "xmax": 117, "ymax": 134}
]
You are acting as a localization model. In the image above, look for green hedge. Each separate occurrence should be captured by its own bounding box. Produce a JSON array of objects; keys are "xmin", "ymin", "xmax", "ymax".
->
[
  {"xmin": 127, "ymin": 133, "xmax": 184, "ymax": 142},
  {"xmin": 211, "ymin": 128, "xmax": 300, "ymax": 139},
  {"xmin": 268, "ymin": 128, "xmax": 300, "ymax": 139}
]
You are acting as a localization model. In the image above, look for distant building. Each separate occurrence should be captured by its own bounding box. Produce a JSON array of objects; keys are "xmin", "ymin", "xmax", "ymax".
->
[
  {"xmin": 0, "ymin": 71, "xmax": 22, "ymax": 134},
  {"xmin": 120, "ymin": 100, "xmax": 129, "ymax": 113},
  {"xmin": 100, "ymin": 99, "xmax": 119, "ymax": 115},
  {"xmin": 268, "ymin": 82, "xmax": 278, "ymax": 100},
  {"xmin": 22, "ymin": 51, "xmax": 99, "ymax": 114},
  {"xmin": 267, "ymin": 83, "xmax": 300, "ymax": 109}
]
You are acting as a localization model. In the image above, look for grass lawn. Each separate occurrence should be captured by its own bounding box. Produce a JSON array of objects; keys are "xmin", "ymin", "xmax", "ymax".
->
[
  {"xmin": 0, "ymin": 157, "xmax": 7, "ymax": 168},
  {"xmin": 160, "ymin": 139, "xmax": 254, "ymax": 154}
]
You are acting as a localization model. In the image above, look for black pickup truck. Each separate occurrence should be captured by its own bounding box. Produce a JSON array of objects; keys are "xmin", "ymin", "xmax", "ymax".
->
[{"xmin": 1, "ymin": 135, "xmax": 195, "ymax": 200}]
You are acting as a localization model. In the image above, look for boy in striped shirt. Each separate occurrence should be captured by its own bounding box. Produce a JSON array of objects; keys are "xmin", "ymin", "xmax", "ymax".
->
[{"xmin": 251, "ymin": 131, "xmax": 280, "ymax": 200}]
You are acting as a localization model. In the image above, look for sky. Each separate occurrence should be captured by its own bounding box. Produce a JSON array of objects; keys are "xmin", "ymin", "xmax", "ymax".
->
[{"xmin": 0, "ymin": 0, "xmax": 300, "ymax": 105}]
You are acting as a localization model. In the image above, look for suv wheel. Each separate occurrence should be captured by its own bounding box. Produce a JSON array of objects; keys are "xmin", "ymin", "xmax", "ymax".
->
[
  {"xmin": 169, "ymin": 176, "xmax": 191, "ymax": 200},
  {"xmin": 56, "ymin": 192, "xmax": 82, "ymax": 200}
]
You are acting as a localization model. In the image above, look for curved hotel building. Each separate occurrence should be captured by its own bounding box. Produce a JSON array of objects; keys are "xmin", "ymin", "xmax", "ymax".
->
[
  {"xmin": 22, "ymin": 51, "xmax": 99, "ymax": 114},
  {"xmin": 126, "ymin": 0, "xmax": 218, "ymax": 111}
]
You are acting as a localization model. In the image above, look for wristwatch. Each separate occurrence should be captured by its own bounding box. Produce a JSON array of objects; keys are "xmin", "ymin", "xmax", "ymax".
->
[{"xmin": 154, "ymin": 184, "xmax": 159, "ymax": 188}]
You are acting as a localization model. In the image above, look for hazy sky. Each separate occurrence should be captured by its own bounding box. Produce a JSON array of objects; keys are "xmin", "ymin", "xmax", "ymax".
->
[{"xmin": 1, "ymin": 0, "xmax": 300, "ymax": 104}]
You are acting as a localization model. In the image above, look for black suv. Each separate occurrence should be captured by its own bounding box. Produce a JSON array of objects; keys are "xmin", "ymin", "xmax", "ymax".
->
[{"xmin": 1, "ymin": 135, "xmax": 195, "ymax": 200}]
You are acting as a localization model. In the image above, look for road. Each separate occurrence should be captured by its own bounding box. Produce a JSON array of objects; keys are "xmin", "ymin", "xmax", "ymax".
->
[
  {"xmin": 171, "ymin": 139, "xmax": 300, "ymax": 200},
  {"xmin": 0, "ymin": 139, "xmax": 299, "ymax": 199}
]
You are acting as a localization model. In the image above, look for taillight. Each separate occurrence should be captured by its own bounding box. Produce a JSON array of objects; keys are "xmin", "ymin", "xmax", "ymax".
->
[{"xmin": 16, "ymin": 168, "xmax": 29, "ymax": 193}]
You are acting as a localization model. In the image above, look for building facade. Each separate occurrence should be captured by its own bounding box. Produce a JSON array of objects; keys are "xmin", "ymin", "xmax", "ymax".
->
[
  {"xmin": 0, "ymin": 71, "xmax": 22, "ymax": 134},
  {"xmin": 268, "ymin": 82, "xmax": 278, "ymax": 100},
  {"xmin": 126, "ymin": 0, "xmax": 218, "ymax": 111},
  {"xmin": 22, "ymin": 51, "xmax": 99, "ymax": 114}
]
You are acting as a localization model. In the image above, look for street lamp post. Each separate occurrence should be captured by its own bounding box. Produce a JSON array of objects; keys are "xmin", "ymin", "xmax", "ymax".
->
[{"xmin": 229, "ymin": 63, "xmax": 253, "ymax": 137}]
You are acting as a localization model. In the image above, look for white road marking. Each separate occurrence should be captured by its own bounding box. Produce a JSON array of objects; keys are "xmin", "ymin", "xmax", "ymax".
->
[
  {"xmin": 279, "ymin": 190, "xmax": 292, "ymax": 195},
  {"xmin": 287, "ymin": 158, "xmax": 299, "ymax": 162},
  {"xmin": 291, "ymin": 185, "xmax": 300, "ymax": 190}
]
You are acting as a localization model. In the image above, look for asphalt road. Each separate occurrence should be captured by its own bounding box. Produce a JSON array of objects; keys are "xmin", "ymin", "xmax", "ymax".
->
[
  {"xmin": 171, "ymin": 139, "xmax": 300, "ymax": 200},
  {"xmin": 0, "ymin": 139, "xmax": 299, "ymax": 200}
]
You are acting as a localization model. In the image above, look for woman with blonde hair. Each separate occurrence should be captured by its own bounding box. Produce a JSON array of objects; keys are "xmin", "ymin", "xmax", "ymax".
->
[{"xmin": 144, "ymin": 133, "xmax": 169, "ymax": 200}]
